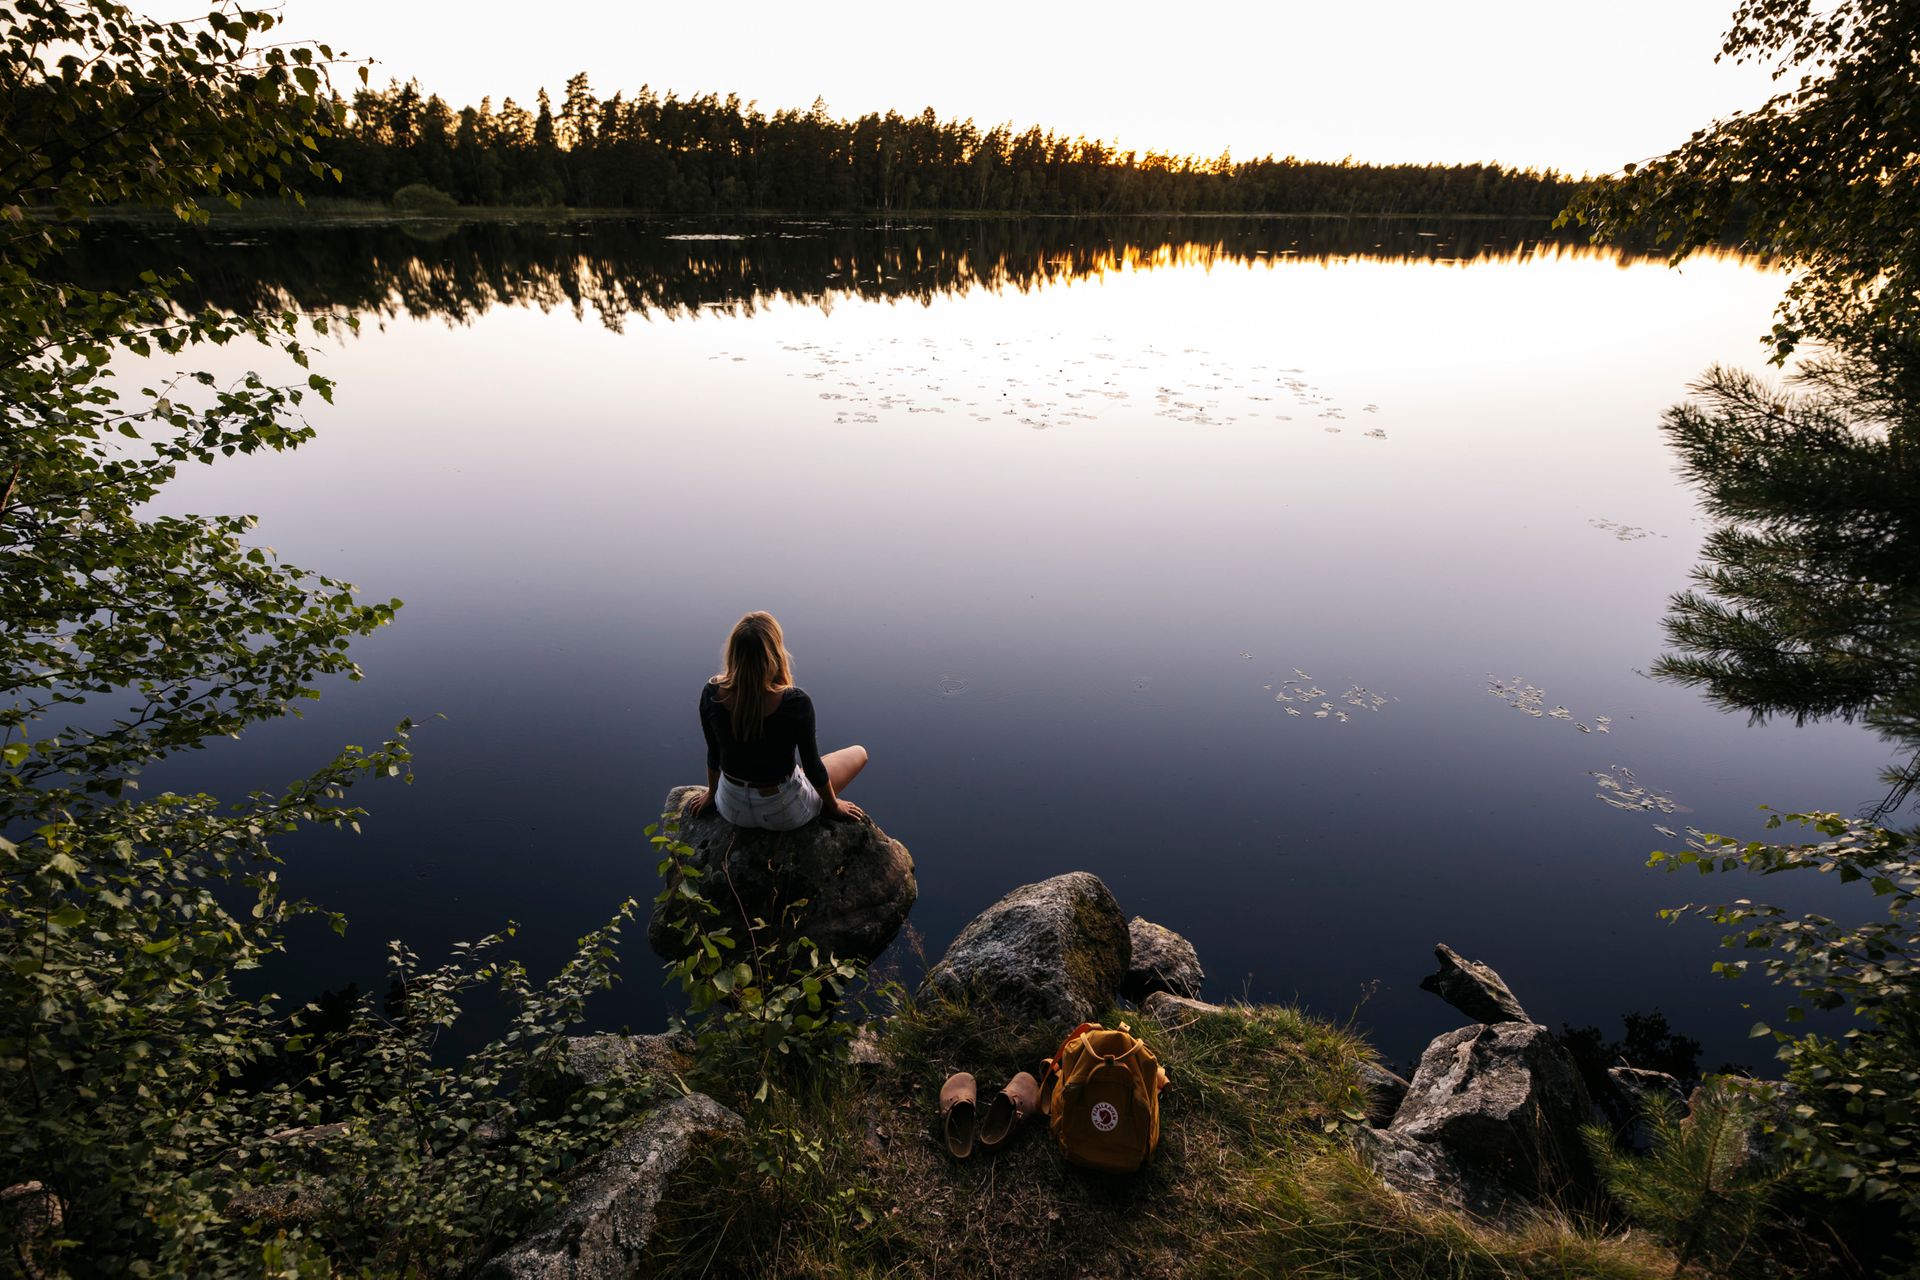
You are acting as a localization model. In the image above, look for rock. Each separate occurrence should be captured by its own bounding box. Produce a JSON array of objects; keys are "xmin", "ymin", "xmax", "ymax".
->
[
  {"xmin": 921, "ymin": 872, "xmax": 1129, "ymax": 1032},
  {"xmin": 848, "ymin": 1021, "xmax": 888, "ymax": 1072},
  {"xmin": 1141, "ymin": 991, "xmax": 1226, "ymax": 1027},
  {"xmin": 1353, "ymin": 1128, "xmax": 1511, "ymax": 1220},
  {"xmin": 1604, "ymin": 1066, "xmax": 1689, "ymax": 1153},
  {"xmin": 1, "ymin": 1183, "xmax": 63, "ymax": 1280},
  {"xmin": 478, "ymin": 1093, "xmax": 743, "ymax": 1280},
  {"xmin": 225, "ymin": 1178, "xmax": 333, "ymax": 1228},
  {"xmin": 1121, "ymin": 917, "xmax": 1206, "ymax": 1001},
  {"xmin": 650, "ymin": 786, "xmax": 916, "ymax": 967},
  {"xmin": 1359, "ymin": 1061, "xmax": 1410, "ymax": 1127},
  {"xmin": 556, "ymin": 1032, "xmax": 692, "ymax": 1090},
  {"xmin": 1419, "ymin": 944, "xmax": 1531, "ymax": 1025},
  {"xmin": 220, "ymin": 1125, "xmax": 352, "ymax": 1228},
  {"xmin": 1391, "ymin": 1022, "xmax": 1594, "ymax": 1195},
  {"xmin": 1687, "ymin": 1077, "xmax": 1799, "ymax": 1167}
]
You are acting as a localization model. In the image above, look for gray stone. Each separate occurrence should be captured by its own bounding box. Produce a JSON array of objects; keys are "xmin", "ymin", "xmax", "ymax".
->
[
  {"xmin": 1687, "ymin": 1077, "xmax": 1799, "ymax": 1167},
  {"xmin": 1359, "ymin": 1061, "xmax": 1410, "ymax": 1128},
  {"xmin": 651, "ymin": 786, "xmax": 916, "ymax": 968},
  {"xmin": 1419, "ymin": 944, "xmax": 1531, "ymax": 1024},
  {"xmin": 1391, "ymin": 1022, "xmax": 1594, "ymax": 1195},
  {"xmin": 921, "ymin": 872, "xmax": 1129, "ymax": 1032},
  {"xmin": 1121, "ymin": 917, "xmax": 1207, "ymax": 1001},
  {"xmin": 557, "ymin": 1032, "xmax": 691, "ymax": 1090},
  {"xmin": 478, "ymin": 1093, "xmax": 743, "ymax": 1280},
  {"xmin": 848, "ymin": 1021, "xmax": 888, "ymax": 1072},
  {"xmin": 1352, "ymin": 1128, "xmax": 1510, "ymax": 1220},
  {"xmin": 1141, "ymin": 990, "xmax": 1226, "ymax": 1027},
  {"xmin": 217, "ymin": 1123, "xmax": 353, "ymax": 1226},
  {"xmin": 1, "ymin": 1183, "xmax": 63, "ymax": 1280},
  {"xmin": 225, "ymin": 1178, "xmax": 332, "ymax": 1228},
  {"xmin": 1605, "ymin": 1066, "xmax": 1690, "ymax": 1153}
]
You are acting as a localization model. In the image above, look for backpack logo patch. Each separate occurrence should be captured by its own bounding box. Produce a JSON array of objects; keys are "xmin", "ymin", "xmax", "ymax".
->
[{"xmin": 1090, "ymin": 1101, "xmax": 1119, "ymax": 1132}]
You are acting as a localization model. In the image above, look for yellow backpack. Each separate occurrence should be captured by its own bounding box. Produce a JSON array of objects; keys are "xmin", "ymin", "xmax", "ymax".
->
[{"xmin": 1037, "ymin": 1022, "xmax": 1169, "ymax": 1173}]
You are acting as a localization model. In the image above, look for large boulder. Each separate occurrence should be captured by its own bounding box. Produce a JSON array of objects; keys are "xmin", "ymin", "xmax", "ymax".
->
[
  {"xmin": 478, "ymin": 1093, "xmax": 742, "ymax": 1279},
  {"xmin": 650, "ymin": 786, "xmax": 916, "ymax": 967},
  {"xmin": 921, "ymin": 872, "xmax": 1129, "ymax": 1031},
  {"xmin": 1418, "ymin": 944, "xmax": 1531, "ymax": 1024},
  {"xmin": 1391, "ymin": 1022, "xmax": 1594, "ymax": 1195},
  {"xmin": 1121, "ymin": 917, "xmax": 1206, "ymax": 1001},
  {"xmin": 1353, "ymin": 1128, "xmax": 1510, "ymax": 1220}
]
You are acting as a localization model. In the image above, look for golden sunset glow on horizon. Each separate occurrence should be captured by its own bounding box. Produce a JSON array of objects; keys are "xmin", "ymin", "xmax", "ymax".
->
[{"xmin": 238, "ymin": 0, "xmax": 1784, "ymax": 176}]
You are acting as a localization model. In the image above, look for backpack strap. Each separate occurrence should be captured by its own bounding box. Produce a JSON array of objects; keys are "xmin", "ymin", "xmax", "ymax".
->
[{"xmin": 1037, "ymin": 1021, "xmax": 1098, "ymax": 1116}]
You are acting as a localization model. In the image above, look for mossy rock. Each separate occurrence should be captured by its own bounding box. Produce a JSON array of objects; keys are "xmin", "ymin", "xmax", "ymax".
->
[{"xmin": 920, "ymin": 871, "xmax": 1129, "ymax": 1034}]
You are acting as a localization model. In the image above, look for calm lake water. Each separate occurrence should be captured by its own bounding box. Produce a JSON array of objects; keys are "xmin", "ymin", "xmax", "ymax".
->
[{"xmin": 81, "ymin": 216, "xmax": 1896, "ymax": 1071}]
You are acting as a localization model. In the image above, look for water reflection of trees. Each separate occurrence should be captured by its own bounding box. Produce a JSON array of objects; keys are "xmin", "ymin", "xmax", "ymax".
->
[
  {"xmin": 1655, "ymin": 348, "xmax": 1920, "ymax": 821},
  {"xmin": 59, "ymin": 216, "xmax": 1745, "ymax": 333}
]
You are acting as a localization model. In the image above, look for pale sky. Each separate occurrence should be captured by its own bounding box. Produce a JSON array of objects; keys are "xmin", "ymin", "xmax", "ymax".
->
[{"xmin": 258, "ymin": 0, "xmax": 1783, "ymax": 175}]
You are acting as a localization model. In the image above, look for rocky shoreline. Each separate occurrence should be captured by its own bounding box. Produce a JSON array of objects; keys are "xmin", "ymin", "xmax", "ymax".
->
[
  {"xmin": 456, "ymin": 795, "xmax": 1742, "ymax": 1276},
  {"xmin": 1, "ymin": 799, "xmax": 1759, "ymax": 1278}
]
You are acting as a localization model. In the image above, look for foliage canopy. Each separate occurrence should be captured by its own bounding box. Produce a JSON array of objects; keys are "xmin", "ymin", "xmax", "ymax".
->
[
  {"xmin": 1566, "ymin": 0, "xmax": 1920, "ymax": 361},
  {"xmin": 0, "ymin": 7, "xmax": 655, "ymax": 1274}
]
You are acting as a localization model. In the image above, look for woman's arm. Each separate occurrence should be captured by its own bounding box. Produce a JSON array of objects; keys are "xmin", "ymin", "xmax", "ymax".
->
[
  {"xmin": 795, "ymin": 693, "xmax": 857, "ymax": 821},
  {"xmin": 684, "ymin": 765, "xmax": 721, "ymax": 817},
  {"xmin": 686, "ymin": 687, "xmax": 723, "ymax": 817}
]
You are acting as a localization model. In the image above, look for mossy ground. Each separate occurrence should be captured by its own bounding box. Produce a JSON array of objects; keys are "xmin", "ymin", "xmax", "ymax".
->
[{"xmin": 642, "ymin": 994, "xmax": 1673, "ymax": 1278}]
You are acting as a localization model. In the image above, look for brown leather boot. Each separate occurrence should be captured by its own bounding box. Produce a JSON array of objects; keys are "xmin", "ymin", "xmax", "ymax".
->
[
  {"xmin": 939, "ymin": 1071, "xmax": 977, "ymax": 1158},
  {"xmin": 977, "ymin": 1071, "xmax": 1040, "ymax": 1150}
]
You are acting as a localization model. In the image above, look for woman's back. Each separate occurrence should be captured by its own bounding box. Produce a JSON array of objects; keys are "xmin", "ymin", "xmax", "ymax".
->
[{"xmin": 700, "ymin": 682, "xmax": 829, "ymax": 789}]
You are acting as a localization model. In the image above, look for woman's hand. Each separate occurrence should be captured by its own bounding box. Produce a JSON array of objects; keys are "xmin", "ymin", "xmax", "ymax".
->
[
  {"xmin": 827, "ymin": 798, "xmax": 866, "ymax": 822},
  {"xmin": 683, "ymin": 787, "xmax": 712, "ymax": 818}
]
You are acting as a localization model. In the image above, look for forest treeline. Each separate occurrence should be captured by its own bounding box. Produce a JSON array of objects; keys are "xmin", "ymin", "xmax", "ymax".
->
[{"xmin": 305, "ymin": 76, "xmax": 1588, "ymax": 216}]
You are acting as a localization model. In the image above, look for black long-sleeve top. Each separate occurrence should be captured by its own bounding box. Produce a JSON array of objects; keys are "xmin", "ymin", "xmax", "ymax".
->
[{"xmin": 700, "ymin": 682, "xmax": 831, "ymax": 791}]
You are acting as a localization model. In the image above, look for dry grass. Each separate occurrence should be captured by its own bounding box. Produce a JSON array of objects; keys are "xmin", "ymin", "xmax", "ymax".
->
[{"xmin": 644, "ymin": 996, "xmax": 1675, "ymax": 1278}]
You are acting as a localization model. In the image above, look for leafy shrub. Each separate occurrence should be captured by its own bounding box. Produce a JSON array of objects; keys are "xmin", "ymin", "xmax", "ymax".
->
[
  {"xmin": 647, "ymin": 815, "xmax": 865, "ymax": 1108},
  {"xmin": 1654, "ymin": 811, "xmax": 1920, "ymax": 1213},
  {"xmin": 232, "ymin": 908, "xmax": 655, "ymax": 1275},
  {"xmin": 391, "ymin": 182, "xmax": 458, "ymax": 211}
]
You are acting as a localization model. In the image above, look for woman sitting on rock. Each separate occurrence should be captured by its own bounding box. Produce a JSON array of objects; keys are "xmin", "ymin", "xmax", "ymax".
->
[{"xmin": 682, "ymin": 610, "xmax": 868, "ymax": 830}]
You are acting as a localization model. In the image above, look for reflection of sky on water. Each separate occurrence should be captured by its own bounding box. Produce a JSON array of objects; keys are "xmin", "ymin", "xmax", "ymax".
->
[{"xmin": 136, "ymin": 234, "xmax": 1885, "ymax": 1069}]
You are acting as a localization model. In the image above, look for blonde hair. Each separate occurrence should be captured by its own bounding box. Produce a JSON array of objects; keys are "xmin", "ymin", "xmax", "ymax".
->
[{"xmin": 712, "ymin": 611, "xmax": 794, "ymax": 741}]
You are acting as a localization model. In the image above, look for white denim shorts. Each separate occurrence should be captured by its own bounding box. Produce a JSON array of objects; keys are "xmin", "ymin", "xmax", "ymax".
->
[{"xmin": 715, "ymin": 766, "xmax": 822, "ymax": 831}]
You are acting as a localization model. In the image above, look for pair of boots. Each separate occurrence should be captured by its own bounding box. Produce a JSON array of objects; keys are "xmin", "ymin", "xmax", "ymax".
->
[{"xmin": 938, "ymin": 1070, "xmax": 1039, "ymax": 1158}]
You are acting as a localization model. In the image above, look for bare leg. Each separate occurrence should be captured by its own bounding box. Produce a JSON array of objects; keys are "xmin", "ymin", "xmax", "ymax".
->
[{"xmin": 823, "ymin": 744, "xmax": 868, "ymax": 795}]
